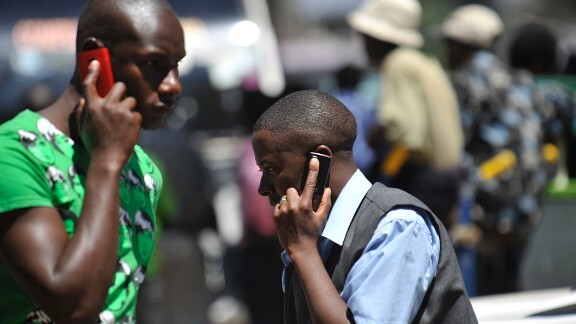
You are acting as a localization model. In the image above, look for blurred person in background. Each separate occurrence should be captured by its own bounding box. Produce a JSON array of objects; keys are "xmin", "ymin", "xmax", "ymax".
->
[
  {"xmin": 329, "ymin": 65, "xmax": 378, "ymax": 176},
  {"xmin": 0, "ymin": 0, "xmax": 185, "ymax": 322},
  {"xmin": 233, "ymin": 85, "xmax": 284, "ymax": 324},
  {"xmin": 348, "ymin": 0, "xmax": 464, "ymax": 231},
  {"xmin": 508, "ymin": 20, "xmax": 576, "ymax": 181},
  {"xmin": 252, "ymin": 89, "xmax": 476, "ymax": 323},
  {"xmin": 21, "ymin": 80, "xmax": 57, "ymax": 113},
  {"xmin": 441, "ymin": 4, "xmax": 568, "ymax": 295}
]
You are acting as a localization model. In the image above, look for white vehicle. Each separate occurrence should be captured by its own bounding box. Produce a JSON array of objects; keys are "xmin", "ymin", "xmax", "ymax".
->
[
  {"xmin": 470, "ymin": 194, "xmax": 576, "ymax": 323},
  {"xmin": 471, "ymin": 286, "xmax": 576, "ymax": 323}
]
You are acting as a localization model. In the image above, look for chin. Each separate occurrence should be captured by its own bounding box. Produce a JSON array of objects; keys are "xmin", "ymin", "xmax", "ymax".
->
[{"xmin": 140, "ymin": 117, "xmax": 166, "ymax": 130}]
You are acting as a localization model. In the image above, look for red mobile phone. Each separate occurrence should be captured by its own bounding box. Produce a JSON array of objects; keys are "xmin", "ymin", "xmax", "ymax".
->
[
  {"xmin": 77, "ymin": 47, "xmax": 115, "ymax": 97},
  {"xmin": 299, "ymin": 152, "xmax": 332, "ymax": 201}
]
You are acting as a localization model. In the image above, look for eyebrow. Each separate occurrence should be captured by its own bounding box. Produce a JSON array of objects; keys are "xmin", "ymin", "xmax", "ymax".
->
[
  {"xmin": 257, "ymin": 155, "xmax": 278, "ymax": 168},
  {"xmin": 256, "ymin": 159, "xmax": 267, "ymax": 168},
  {"xmin": 137, "ymin": 47, "xmax": 186, "ymax": 61}
]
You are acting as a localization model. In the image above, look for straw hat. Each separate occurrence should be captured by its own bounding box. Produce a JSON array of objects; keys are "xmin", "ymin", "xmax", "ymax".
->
[
  {"xmin": 347, "ymin": 0, "xmax": 423, "ymax": 48},
  {"xmin": 441, "ymin": 4, "xmax": 504, "ymax": 49}
]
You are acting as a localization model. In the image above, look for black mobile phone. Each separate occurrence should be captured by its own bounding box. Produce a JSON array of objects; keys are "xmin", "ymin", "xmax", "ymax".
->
[{"xmin": 299, "ymin": 152, "xmax": 332, "ymax": 200}]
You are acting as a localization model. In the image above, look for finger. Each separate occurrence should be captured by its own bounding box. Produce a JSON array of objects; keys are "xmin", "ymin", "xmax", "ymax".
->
[
  {"xmin": 122, "ymin": 95, "xmax": 138, "ymax": 112},
  {"xmin": 82, "ymin": 60, "xmax": 101, "ymax": 100},
  {"xmin": 131, "ymin": 110, "xmax": 143, "ymax": 125},
  {"xmin": 315, "ymin": 187, "xmax": 332, "ymax": 217},
  {"xmin": 74, "ymin": 97, "xmax": 86, "ymax": 127},
  {"xmin": 275, "ymin": 195, "xmax": 287, "ymax": 211},
  {"xmin": 274, "ymin": 198, "xmax": 286, "ymax": 217},
  {"xmin": 102, "ymin": 84, "xmax": 136, "ymax": 113},
  {"xmin": 105, "ymin": 82, "xmax": 128, "ymax": 103},
  {"xmin": 300, "ymin": 156, "xmax": 319, "ymax": 204}
]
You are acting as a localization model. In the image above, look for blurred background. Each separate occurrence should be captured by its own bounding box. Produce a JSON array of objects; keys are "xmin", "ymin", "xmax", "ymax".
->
[{"xmin": 1, "ymin": 0, "xmax": 576, "ymax": 323}]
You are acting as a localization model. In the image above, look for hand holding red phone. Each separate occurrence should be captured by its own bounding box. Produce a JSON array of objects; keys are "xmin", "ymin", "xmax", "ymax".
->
[
  {"xmin": 78, "ymin": 48, "xmax": 115, "ymax": 97},
  {"xmin": 273, "ymin": 156, "xmax": 332, "ymax": 257},
  {"xmin": 75, "ymin": 57, "xmax": 141, "ymax": 168}
]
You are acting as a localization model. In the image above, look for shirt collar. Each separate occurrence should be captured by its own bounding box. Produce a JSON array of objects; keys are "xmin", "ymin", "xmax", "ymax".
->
[{"xmin": 321, "ymin": 169, "xmax": 372, "ymax": 246}]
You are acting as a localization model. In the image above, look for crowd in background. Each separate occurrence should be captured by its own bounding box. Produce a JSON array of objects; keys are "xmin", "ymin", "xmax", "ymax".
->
[
  {"xmin": 328, "ymin": 0, "xmax": 576, "ymax": 300},
  {"xmin": 217, "ymin": 1, "xmax": 576, "ymax": 322}
]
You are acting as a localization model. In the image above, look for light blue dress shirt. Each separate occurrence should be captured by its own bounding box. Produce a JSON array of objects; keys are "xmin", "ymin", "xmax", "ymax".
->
[{"xmin": 281, "ymin": 170, "xmax": 440, "ymax": 323}]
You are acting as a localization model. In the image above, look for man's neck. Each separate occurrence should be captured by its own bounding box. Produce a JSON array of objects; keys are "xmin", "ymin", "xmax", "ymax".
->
[
  {"xmin": 37, "ymin": 85, "xmax": 81, "ymax": 139},
  {"xmin": 329, "ymin": 164, "xmax": 358, "ymax": 206}
]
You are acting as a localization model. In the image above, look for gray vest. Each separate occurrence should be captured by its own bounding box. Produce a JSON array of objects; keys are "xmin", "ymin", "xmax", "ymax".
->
[{"xmin": 285, "ymin": 183, "xmax": 477, "ymax": 323}]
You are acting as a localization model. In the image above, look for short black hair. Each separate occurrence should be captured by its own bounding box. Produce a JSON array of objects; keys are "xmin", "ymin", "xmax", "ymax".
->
[
  {"xmin": 253, "ymin": 89, "xmax": 357, "ymax": 155},
  {"xmin": 76, "ymin": 0, "xmax": 175, "ymax": 51},
  {"xmin": 335, "ymin": 66, "xmax": 363, "ymax": 90},
  {"xmin": 509, "ymin": 21, "xmax": 559, "ymax": 74}
]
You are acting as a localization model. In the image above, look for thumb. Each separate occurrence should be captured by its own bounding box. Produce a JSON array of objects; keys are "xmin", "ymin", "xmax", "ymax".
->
[{"xmin": 74, "ymin": 97, "xmax": 86, "ymax": 128}]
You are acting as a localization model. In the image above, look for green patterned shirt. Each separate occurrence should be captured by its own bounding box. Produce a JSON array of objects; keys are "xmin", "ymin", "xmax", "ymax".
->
[{"xmin": 0, "ymin": 110, "xmax": 162, "ymax": 323}]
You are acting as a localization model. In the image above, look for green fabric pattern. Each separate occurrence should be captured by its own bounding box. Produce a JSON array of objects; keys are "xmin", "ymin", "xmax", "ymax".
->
[{"xmin": 0, "ymin": 110, "xmax": 162, "ymax": 324}]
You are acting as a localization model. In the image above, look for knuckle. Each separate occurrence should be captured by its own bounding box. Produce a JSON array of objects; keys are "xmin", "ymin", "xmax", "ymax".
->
[
  {"xmin": 132, "ymin": 113, "xmax": 142, "ymax": 123},
  {"xmin": 82, "ymin": 78, "xmax": 92, "ymax": 87},
  {"xmin": 298, "ymin": 201, "xmax": 312, "ymax": 212}
]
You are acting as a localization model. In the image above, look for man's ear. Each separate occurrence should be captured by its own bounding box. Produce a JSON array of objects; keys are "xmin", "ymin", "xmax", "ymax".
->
[
  {"xmin": 80, "ymin": 37, "xmax": 106, "ymax": 52},
  {"xmin": 313, "ymin": 145, "xmax": 333, "ymax": 158},
  {"xmin": 72, "ymin": 37, "xmax": 107, "ymax": 91}
]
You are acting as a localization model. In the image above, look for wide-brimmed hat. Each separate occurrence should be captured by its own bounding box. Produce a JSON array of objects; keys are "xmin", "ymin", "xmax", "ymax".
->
[
  {"xmin": 441, "ymin": 4, "xmax": 503, "ymax": 49},
  {"xmin": 347, "ymin": 0, "xmax": 423, "ymax": 48}
]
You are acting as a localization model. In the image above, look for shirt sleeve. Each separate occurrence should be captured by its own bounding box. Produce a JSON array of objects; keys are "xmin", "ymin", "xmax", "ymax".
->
[
  {"xmin": 0, "ymin": 141, "xmax": 53, "ymax": 214},
  {"xmin": 341, "ymin": 208, "xmax": 440, "ymax": 323}
]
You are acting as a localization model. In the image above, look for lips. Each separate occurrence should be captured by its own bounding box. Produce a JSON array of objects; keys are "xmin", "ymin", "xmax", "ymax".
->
[
  {"xmin": 153, "ymin": 102, "xmax": 175, "ymax": 115},
  {"xmin": 157, "ymin": 105, "xmax": 173, "ymax": 113},
  {"xmin": 161, "ymin": 99, "xmax": 175, "ymax": 108}
]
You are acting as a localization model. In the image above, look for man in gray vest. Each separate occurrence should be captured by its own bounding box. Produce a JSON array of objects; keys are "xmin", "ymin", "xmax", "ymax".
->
[{"xmin": 251, "ymin": 89, "xmax": 477, "ymax": 323}]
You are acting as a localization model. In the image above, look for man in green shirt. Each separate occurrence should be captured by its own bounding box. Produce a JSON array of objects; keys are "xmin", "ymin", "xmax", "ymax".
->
[{"xmin": 0, "ymin": 0, "xmax": 186, "ymax": 322}]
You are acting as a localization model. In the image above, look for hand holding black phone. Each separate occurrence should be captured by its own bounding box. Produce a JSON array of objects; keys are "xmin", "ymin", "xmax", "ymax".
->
[{"xmin": 299, "ymin": 152, "xmax": 332, "ymax": 205}]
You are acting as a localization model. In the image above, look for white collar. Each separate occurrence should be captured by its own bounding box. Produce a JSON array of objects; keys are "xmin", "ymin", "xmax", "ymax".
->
[{"xmin": 321, "ymin": 169, "xmax": 372, "ymax": 246}]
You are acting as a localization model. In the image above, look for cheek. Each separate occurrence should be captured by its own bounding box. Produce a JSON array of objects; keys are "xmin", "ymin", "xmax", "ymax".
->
[
  {"xmin": 277, "ymin": 170, "xmax": 302, "ymax": 193},
  {"xmin": 276, "ymin": 178, "xmax": 291, "ymax": 193},
  {"xmin": 127, "ymin": 83, "xmax": 159, "ymax": 119},
  {"xmin": 125, "ymin": 78, "xmax": 153, "ymax": 101},
  {"xmin": 116, "ymin": 66, "xmax": 155, "ymax": 103}
]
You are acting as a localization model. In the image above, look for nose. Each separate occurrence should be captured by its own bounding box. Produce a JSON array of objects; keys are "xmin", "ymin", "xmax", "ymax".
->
[
  {"xmin": 159, "ymin": 69, "xmax": 181, "ymax": 97},
  {"xmin": 257, "ymin": 176, "xmax": 272, "ymax": 197}
]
